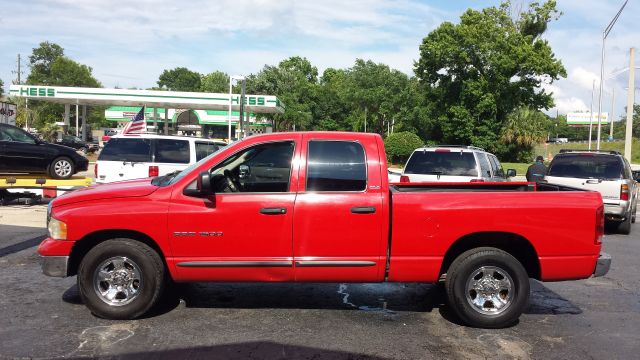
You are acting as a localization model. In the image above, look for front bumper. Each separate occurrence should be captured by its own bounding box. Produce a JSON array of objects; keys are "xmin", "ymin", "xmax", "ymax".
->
[
  {"xmin": 593, "ymin": 252, "xmax": 611, "ymax": 277},
  {"xmin": 41, "ymin": 256, "xmax": 69, "ymax": 277}
]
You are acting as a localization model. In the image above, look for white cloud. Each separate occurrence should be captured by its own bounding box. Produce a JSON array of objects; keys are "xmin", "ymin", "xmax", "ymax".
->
[{"xmin": 570, "ymin": 67, "xmax": 600, "ymax": 90}]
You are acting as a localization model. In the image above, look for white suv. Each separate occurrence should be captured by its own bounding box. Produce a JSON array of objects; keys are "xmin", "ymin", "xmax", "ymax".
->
[
  {"xmin": 545, "ymin": 150, "xmax": 637, "ymax": 234},
  {"xmin": 400, "ymin": 145, "xmax": 515, "ymax": 182},
  {"xmin": 96, "ymin": 134, "xmax": 227, "ymax": 184}
]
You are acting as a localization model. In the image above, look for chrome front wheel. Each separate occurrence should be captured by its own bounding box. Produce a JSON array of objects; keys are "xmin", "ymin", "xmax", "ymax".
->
[
  {"xmin": 93, "ymin": 256, "xmax": 143, "ymax": 306},
  {"xmin": 78, "ymin": 239, "xmax": 166, "ymax": 319}
]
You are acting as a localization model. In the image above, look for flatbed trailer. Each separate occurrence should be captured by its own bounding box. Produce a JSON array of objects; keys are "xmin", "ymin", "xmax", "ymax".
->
[{"xmin": 0, "ymin": 175, "xmax": 92, "ymax": 205}]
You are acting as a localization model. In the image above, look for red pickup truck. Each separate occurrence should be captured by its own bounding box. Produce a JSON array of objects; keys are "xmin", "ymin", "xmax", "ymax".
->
[{"xmin": 39, "ymin": 132, "xmax": 610, "ymax": 328}]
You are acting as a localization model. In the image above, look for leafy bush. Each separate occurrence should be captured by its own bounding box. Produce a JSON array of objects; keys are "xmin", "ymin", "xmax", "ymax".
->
[{"xmin": 384, "ymin": 131, "xmax": 424, "ymax": 165}]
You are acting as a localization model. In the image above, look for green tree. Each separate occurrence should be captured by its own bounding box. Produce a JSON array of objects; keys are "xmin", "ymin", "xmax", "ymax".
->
[
  {"xmin": 414, "ymin": 0, "xmax": 566, "ymax": 158},
  {"xmin": 21, "ymin": 42, "xmax": 103, "ymax": 130},
  {"xmin": 248, "ymin": 56, "xmax": 319, "ymax": 131},
  {"xmin": 0, "ymin": 78, "xmax": 4, "ymax": 97},
  {"xmin": 501, "ymin": 106, "xmax": 550, "ymax": 161},
  {"xmin": 157, "ymin": 67, "xmax": 202, "ymax": 91},
  {"xmin": 344, "ymin": 59, "xmax": 409, "ymax": 135},
  {"xmin": 201, "ymin": 71, "xmax": 229, "ymax": 93},
  {"xmin": 26, "ymin": 41, "xmax": 65, "ymax": 85},
  {"xmin": 384, "ymin": 131, "xmax": 424, "ymax": 164}
]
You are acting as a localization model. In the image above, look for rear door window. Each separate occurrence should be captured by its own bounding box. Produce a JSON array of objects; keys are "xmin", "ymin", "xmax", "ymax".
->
[
  {"xmin": 404, "ymin": 151, "xmax": 478, "ymax": 176},
  {"xmin": 306, "ymin": 141, "xmax": 367, "ymax": 192},
  {"xmin": 155, "ymin": 139, "xmax": 190, "ymax": 164},
  {"xmin": 477, "ymin": 153, "xmax": 492, "ymax": 178},
  {"xmin": 195, "ymin": 142, "xmax": 222, "ymax": 161},
  {"xmin": 99, "ymin": 138, "xmax": 152, "ymax": 162},
  {"xmin": 548, "ymin": 154, "xmax": 623, "ymax": 179},
  {"xmin": 488, "ymin": 155, "xmax": 505, "ymax": 178}
]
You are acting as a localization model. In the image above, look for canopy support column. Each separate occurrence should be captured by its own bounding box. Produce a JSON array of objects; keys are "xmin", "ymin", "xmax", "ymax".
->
[
  {"xmin": 81, "ymin": 105, "xmax": 87, "ymax": 141},
  {"xmin": 164, "ymin": 109, "xmax": 169, "ymax": 135}
]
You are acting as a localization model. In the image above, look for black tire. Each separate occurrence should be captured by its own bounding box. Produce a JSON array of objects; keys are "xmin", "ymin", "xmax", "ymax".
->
[
  {"xmin": 445, "ymin": 247, "xmax": 530, "ymax": 328},
  {"xmin": 616, "ymin": 211, "xmax": 632, "ymax": 234},
  {"xmin": 49, "ymin": 156, "xmax": 75, "ymax": 179},
  {"xmin": 77, "ymin": 239, "xmax": 165, "ymax": 319}
]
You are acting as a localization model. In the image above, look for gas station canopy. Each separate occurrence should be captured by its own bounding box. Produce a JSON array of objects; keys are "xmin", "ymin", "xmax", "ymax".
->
[{"xmin": 8, "ymin": 85, "xmax": 285, "ymax": 114}]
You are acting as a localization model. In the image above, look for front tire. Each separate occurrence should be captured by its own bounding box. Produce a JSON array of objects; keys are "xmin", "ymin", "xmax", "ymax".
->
[
  {"xmin": 49, "ymin": 156, "xmax": 75, "ymax": 179},
  {"xmin": 445, "ymin": 247, "xmax": 530, "ymax": 328},
  {"xmin": 78, "ymin": 239, "xmax": 165, "ymax": 319}
]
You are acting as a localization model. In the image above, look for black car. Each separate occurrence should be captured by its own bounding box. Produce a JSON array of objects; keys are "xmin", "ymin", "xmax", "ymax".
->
[
  {"xmin": 0, "ymin": 123, "xmax": 89, "ymax": 179},
  {"xmin": 56, "ymin": 134, "xmax": 99, "ymax": 153}
]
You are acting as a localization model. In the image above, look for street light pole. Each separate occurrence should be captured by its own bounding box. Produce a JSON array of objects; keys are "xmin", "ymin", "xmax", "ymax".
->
[
  {"xmin": 227, "ymin": 75, "xmax": 245, "ymax": 142},
  {"xmin": 596, "ymin": 0, "xmax": 628, "ymax": 150}
]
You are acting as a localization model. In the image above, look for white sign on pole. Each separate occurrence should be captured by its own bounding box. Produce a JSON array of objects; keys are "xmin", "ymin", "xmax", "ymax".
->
[
  {"xmin": 0, "ymin": 102, "xmax": 17, "ymax": 125},
  {"xmin": 566, "ymin": 112, "xmax": 609, "ymax": 126}
]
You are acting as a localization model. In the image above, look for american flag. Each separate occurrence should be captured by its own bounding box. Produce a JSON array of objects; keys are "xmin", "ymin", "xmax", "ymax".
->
[{"xmin": 122, "ymin": 106, "xmax": 146, "ymax": 134}]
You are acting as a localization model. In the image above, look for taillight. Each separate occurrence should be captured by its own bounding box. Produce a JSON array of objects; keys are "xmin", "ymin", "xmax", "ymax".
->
[
  {"xmin": 400, "ymin": 175, "xmax": 410, "ymax": 183},
  {"xmin": 620, "ymin": 184, "xmax": 630, "ymax": 201},
  {"xmin": 94, "ymin": 163, "xmax": 98, "ymax": 178},
  {"xmin": 470, "ymin": 179, "xmax": 485, "ymax": 182},
  {"xmin": 595, "ymin": 205, "xmax": 604, "ymax": 245},
  {"xmin": 149, "ymin": 166, "xmax": 159, "ymax": 177}
]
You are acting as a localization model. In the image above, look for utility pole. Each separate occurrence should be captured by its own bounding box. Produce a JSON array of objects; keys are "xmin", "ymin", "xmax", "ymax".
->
[
  {"xmin": 597, "ymin": 0, "xmax": 628, "ymax": 150},
  {"xmin": 624, "ymin": 48, "xmax": 635, "ymax": 162},
  {"xmin": 364, "ymin": 107, "xmax": 367, "ymax": 132},
  {"xmin": 12, "ymin": 54, "xmax": 25, "ymax": 84},
  {"xmin": 588, "ymin": 79, "xmax": 595, "ymax": 150},
  {"xmin": 609, "ymin": 88, "xmax": 615, "ymax": 140}
]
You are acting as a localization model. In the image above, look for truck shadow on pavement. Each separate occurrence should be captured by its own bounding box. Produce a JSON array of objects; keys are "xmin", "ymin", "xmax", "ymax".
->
[
  {"xmin": 62, "ymin": 279, "xmax": 582, "ymax": 323},
  {"xmin": 64, "ymin": 341, "xmax": 392, "ymax": 360}
]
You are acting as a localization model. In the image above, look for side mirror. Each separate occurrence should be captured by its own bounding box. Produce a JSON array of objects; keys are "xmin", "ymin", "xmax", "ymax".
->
[
  {"xmin": 239, "ymin": 164, "xmax": 250, "ymax": 179},
  {"xmin": 506, "ymin": 169, "xmax": 517, "ymax": 178},
  {"xmin": 184, "ymin": 171, "xmax": 214, "ymax": 197},
  {"xmin": 196, "ymin": 171, "xmax": 214, "ymax": 196}
]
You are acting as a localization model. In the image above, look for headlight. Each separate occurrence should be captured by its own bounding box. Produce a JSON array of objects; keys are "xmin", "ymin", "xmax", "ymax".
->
[{"xmin": 48, "ymin": 217, "xmax": 67, "ymax": 240}]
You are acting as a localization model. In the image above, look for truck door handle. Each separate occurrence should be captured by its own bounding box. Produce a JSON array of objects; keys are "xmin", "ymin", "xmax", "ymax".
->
[
  {"xmin": 260, "ymin": 207, "xmax": 287, "ymax": 215},
  {"xmin": 351, "ymin": 206, "xmax": 376, "ymax": 214},
  {"xmin": 586, "ymin": 179, "xmax": 602, "ymax": 184}
]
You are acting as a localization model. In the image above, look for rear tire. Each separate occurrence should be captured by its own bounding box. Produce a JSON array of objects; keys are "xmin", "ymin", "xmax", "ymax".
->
[
  {"xmin": 77, "ymin": 239, "xmax": 165, "ymax": 319},
  {"xmin": 617, "ymin": 211, "xmax": 632, "ymax": 235},
  {"xmin": 445, "ymin": 247, "xmax": 530, "ymax": 328}
]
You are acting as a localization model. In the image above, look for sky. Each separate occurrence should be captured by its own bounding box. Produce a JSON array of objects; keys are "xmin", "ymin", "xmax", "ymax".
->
[{"xmin": 1, "ymin": 0, "xmax": 639, "ymax": 119}]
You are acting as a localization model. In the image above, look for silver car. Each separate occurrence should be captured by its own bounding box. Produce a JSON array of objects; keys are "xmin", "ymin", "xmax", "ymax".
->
[{"xmin": 545, "ymin": 150, "xmax": 637, "ymax": 234}]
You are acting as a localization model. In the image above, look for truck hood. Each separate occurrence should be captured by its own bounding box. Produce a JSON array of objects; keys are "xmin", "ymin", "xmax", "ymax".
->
[{"xmin": 52, "ymin": 178, "xmax": 158, "ymax": 207}]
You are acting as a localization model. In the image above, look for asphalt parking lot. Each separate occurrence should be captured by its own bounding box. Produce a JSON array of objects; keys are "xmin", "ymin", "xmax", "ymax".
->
[{"xmin": 1, "ymin": 204, "xmax": 639, "ymax": 360}]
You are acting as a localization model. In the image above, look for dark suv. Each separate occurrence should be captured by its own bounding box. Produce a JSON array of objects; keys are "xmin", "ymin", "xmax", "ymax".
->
[{"xmin": 0, "ymin": 123, "xmax": 89, "ymax": 179}]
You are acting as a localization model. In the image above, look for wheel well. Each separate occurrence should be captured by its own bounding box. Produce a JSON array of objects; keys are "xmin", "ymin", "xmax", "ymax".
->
[
  {"xmin": 67, "ymin": 230, "xmax": 166, "ymax": 276},
  {"xmin": 440, "ymin": 232, "xmax": 540, "ymax": 280}
]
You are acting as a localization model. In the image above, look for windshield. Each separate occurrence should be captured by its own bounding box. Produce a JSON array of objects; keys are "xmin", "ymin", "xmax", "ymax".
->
[
  {"xmin": 404, "ymin": 151, "xmax": 478, "ymax": 176},
  {"xmin": 548, "ymin": 154, "xmax": 623, "ymax": 179}
]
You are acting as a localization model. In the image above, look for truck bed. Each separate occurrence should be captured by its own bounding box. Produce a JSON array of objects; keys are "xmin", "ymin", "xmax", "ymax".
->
[{"xmin": 387, "ymin": 182, "xmax": 603, "ymax": 283}]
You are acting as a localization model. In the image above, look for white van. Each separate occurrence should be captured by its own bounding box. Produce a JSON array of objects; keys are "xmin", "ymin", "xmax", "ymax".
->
[{"xmin": 96, "ymin": 134, "xmax": 227, "ymax": 184}]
